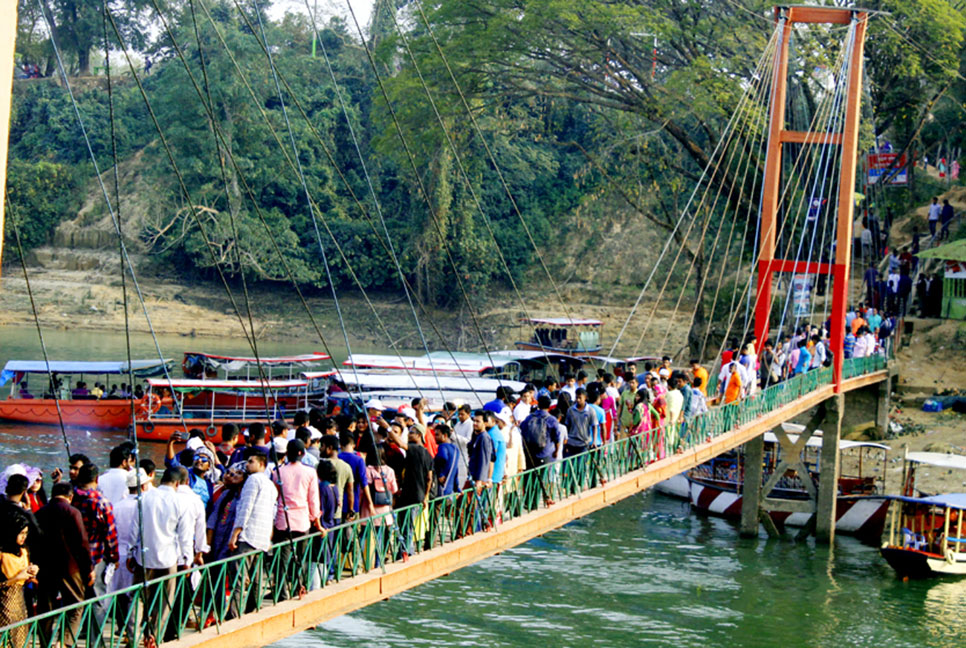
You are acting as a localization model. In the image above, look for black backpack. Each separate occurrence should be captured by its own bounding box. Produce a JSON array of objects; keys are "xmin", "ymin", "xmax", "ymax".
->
[{"xmin": 523, "ymin": 413, "xmax": 548, "ymax": 453}]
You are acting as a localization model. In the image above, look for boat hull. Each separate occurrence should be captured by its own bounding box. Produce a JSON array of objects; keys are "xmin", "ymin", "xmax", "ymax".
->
[
  {"xmin": 135, "ymin": 418, "xmax": 256, "ymax": 443},
  {"xmin": 880, "ymin": 546, "xmax": 966, "ymax": 579},
  {"xmin": 653, "ymin": 473, "xmax": 690, "ymax": 499},
  {"xmin": 689, "ymin": 479, "xmax": 890, "ymax": 541},
  {"xmin": 0, "ymin": 398, "xmax": 134, "ymax": 429}
]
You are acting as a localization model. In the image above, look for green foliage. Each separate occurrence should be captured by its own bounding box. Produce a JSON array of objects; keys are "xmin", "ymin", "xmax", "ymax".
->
[{"xmin": 4, "ymin": 159, "xmax": 82, "ymax": 252}]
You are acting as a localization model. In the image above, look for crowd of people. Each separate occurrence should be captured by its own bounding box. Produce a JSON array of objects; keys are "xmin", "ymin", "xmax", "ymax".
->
[{"xmin": 0, "ymin": 314, "xmax": 895, "ymax": 645}]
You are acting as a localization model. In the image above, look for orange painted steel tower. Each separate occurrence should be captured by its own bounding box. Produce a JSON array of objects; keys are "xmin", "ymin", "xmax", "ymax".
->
[{"xmin": 753, "ymin": 5, "xmax": 868, "ymax": 393}]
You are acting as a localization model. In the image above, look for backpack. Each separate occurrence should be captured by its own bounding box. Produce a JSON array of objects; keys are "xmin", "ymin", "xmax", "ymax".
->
[
  {"xmin": 523, "ymin": 413, "xmax": 548, "ymax": 454},
  {"xmin": 370, "ymin": 467, "xmax": 393, "ymax": 507}
]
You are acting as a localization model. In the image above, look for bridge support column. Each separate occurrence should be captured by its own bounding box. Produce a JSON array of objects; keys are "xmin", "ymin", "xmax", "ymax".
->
[
  {"xmin": 740, "ymin": 434, "xmax": 765, "ymax": 537},
  {"xmin": 816, "ymin": 394, "xmax": 843, "ymax": 543}
]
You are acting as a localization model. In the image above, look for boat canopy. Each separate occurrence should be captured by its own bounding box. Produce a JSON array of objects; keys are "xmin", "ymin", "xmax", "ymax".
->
[
  {"xmin": 762, "ymin": 431, "xmax": 889, "ymax": 451},
  {"xmin": 318, "ymin": 371, "xmax": 528, "ymax": 394},
  {"xmin": 893, "ymin": 493, "xmax": 966, "ymax": 510},
  {"xmin": 147, "ymin": 378, "xmax": 308, "ymax": 391},
  {"xmin": 906, "ymin": 451, "xmax": 966, "ymax": 471},
  {"xmin": 183, "ymin": 351, "xmax": 330, "ymax": 372},
  {"xmin": 299, "ymin": 371, "xmax": 339, "ymax": 381},
  {"xmin": 523, "ymin": 317, "xmax": 603, "ymax": 327},
  {"xmin": 1, "ymin": 359, "xmax": 173, "ymax": 386}
]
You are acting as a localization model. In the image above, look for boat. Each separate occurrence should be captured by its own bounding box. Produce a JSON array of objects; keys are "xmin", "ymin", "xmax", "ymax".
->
[
  {"xmin": 343, "ymin": 350, "xmax": 582, "ymax": 382},
  {"xmin": 0, "ymin": 359, "xmax": 173, "ymax": 429},
  {"xmin": 134, "ymin": 377, "xmax": 315, "ymax": 442},
  {"xmin": 880, "ymin": 451, "xmax": 966, "ymax": 578},
  {"xmin": 515, "ymin": 317, "xmax": 603, "ymax": 356},
  {"xmin": 312, "ymin": 370, "xmax": 528, "ymax": 411},
  {"xmin": 180, "ymin": 351, "xmax": 331, "ymax": 410},
  {"xmin": 687, "ymin": 424, "xmax": 891, "ymax": 541}
]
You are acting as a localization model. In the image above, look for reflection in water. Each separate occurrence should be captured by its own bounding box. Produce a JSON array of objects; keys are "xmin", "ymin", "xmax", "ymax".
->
[{"xmin": 273, "ymin": 492, "xmax": 966, "ymax": 648}]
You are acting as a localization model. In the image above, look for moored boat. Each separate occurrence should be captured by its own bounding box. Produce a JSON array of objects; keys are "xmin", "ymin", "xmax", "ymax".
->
[
  {"xmin": 0, "ymin": 359, "xmax": 173, "ymax": 429},
  {"xmin": 135, "ymin": 377, "xmax": 315, "ymax": 442},
  {"xmin": 514, "ymin": 317, "xmax": 603, "ymax": 356},
  {"xmin": 687, "ymin": 428, "xmax": 891, "ymax": 541},
  {"xmin": 880, "ymin": 451, "xmax": 966, "ymax": 578}
]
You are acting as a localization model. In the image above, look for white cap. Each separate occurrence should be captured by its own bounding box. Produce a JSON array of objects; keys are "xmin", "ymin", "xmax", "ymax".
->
[
  {"xmin": 273, "ymin": 437, "xmax": 288, "ymax": 454},
  {"xmin": 307, "ymin": 425, "xmax": 323, "ymax": 441},
  {"xmin": 186, "ymin": 437, "xmax": 204, "ymax": 451},
  {"xmin": 401, "ymin": 407, "xmax": 417, "ymax": 421},
  {"xmin": 126, "ymin": 468, "xmax": 151, "ymax": 489},
  {"xmin": 495, "ymin": 410, "xmax": 512, "ymax": 426},
  {"xmin": 364, "ymin": 398, "xmax": 384, "ymax": 411}
]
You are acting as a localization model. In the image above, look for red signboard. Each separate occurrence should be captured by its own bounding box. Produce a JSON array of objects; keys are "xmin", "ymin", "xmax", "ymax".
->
[{"xmin": 867, "ymin": 153, "xmax": 908, "ymax": 185}]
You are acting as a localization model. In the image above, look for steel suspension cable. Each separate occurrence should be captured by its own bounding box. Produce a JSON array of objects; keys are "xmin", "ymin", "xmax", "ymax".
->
[{"xmin": 607, "ymin": 22, "xmax": 783, "ymax": 357}]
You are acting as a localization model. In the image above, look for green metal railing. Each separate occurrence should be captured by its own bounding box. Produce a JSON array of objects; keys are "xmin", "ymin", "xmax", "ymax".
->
[{"xmin": 0, "ymin": 358, "xmax": 888, "ymax": 647}]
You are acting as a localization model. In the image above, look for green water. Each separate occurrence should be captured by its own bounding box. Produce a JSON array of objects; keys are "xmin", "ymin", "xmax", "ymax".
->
[{"xmin": 275, "ymin": 492, "xmax": 966, "ymax": 648}]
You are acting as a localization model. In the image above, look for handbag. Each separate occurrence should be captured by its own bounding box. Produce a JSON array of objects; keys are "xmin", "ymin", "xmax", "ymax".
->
[{"xmin": 371, "ymin": 468, "xmax": 393, "ymax": 506}]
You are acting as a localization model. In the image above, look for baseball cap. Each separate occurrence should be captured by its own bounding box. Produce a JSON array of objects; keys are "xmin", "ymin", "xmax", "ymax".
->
[
  {"xmin": 364, "ymin": 398, "xmax": 384, "ymax": 411},
  {"xmin": 495, "ymin": 410, "xmax": 512, "ymax": 426},
  {"xmin": 126, "ymin": 468, "xmax": 151, "ymax": 489},
  {"xmin": 401, "ymin": 407, "xmax": 417, "ymax": 420}
]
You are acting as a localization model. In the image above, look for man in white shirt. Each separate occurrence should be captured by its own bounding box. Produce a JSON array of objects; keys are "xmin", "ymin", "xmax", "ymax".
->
[
  {"xmin": 928, "ymin": 196, "xmax": 941, "ymax": 238},
  {"xmin": 111, "ymin": 469, "xmax": 151, "ymax": 594},
  {"xmin": 512, "ymin": 384, "xmax": 535, "ymax": 426},
  {"xmin": 98, "ymin": 444, "xmax": 134, "ymax": 507},
  {"xmin": 229, "ymin": 451, "xmax": 278, "ymax": 554},
  {"xmin": 227, "ymin": 450, "xmax": 278, "ymax": 616},
  {"xmin": 128, "ymin": 466, "xmax": 192, "ymax": 643}
]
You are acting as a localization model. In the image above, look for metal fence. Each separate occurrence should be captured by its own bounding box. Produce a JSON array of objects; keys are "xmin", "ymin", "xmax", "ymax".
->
[{"xmin": 0, "ymin": 358, "xmax": 887, "ymax": 647}]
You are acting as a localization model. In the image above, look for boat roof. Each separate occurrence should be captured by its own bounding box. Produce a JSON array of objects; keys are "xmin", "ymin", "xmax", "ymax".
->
[
  {"xmin": 1, "ymin": 359, "xmax": 172, "ymax": 375},
  {"xmin": 523, "ymin": 317, "xmax": 603, "ymax": 327},
  {"xmin": 184, "ymin": 351, "xmax": 330, "ymax": 367},
  {"xmin": 762, "ymin": 431, "xmax": 889, "ymax": 451},
  {"xmin": 906, "ymin": 451, "xmax": 966, "ymax": 471},
  {"xmin": 299, "ymin": 371, "xmax": 339, "ymax": 380},
  {"xmin": 894, "ymin": 493, "xmax": 966, "ymax": 510},
  {"xmin": 319, "ymin": 371, "xmax": 527, "ymax": 394},
  {"xmin": 147, "ymin": 378, "xmax": 308, "ymax": 391}
]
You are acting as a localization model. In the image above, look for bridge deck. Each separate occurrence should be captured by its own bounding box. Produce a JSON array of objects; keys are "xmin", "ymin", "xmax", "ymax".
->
[{"xmin": 0, "ymin": 359, "xmax": 889, "ymax": 648}]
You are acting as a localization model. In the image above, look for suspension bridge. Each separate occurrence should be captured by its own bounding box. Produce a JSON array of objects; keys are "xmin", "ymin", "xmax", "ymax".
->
[{"xmin": 0, "ymin": 3, "xmax": 902, "ymax": 648}]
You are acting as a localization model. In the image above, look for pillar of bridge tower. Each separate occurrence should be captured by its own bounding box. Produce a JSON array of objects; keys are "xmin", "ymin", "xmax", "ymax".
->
[
  {"xmin": 753, "ymin": 11, "xmax": 791, "ymax": 349},
  {"xmin": 829, "ymin": 13, "xmax": 867, "ymax": 392},
  {"xmin": 0, "ymin": 0, "xmax": 21, "ymax": 274},
  {"xmin": 740, "ymin": 434, "xmax": 765, "ymax": 537},
  {"xmin": 816, "ymin": 394, "xmax": 844, "ymax": 543}
]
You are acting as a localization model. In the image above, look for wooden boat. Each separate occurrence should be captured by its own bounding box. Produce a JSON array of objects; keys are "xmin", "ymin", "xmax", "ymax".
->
[
  {"xmin": 687, "ymin": 425, "xmax": 891, "ymax": 541},
  {"xmin": 135, "ymin": 377, "xmax": 316, "ymax": 442},
  {"xmin": 0, "ymin": 359, "xmax": 172, "ymax": 429},
  {"xmin": 881, "ymin": 451, "xmax": 966, "ymax": 578},
  {"xmin": 515, "ymin": 317, "xmax": 603, "ymax": 356},
  {"xmin": 180, "ymin": 351, "xmax": 331, "ymax": 410}
]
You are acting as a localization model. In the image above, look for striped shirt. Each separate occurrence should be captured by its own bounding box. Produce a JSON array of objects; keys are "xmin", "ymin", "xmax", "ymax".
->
[{"xmin": 233, "ymin": 471, "xmax": 278, "ymax": 551}]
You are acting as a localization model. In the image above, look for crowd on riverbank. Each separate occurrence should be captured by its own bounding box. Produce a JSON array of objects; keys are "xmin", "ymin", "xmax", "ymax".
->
[{"xmin": 0, "ymin": 310, "xmax": 896, "ymax": 646}]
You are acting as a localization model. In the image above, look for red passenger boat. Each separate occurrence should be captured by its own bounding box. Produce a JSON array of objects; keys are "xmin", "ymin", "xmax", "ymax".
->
[{"xmin": 0, "ymin": 359, "xmax": 173, "ymax": 429}]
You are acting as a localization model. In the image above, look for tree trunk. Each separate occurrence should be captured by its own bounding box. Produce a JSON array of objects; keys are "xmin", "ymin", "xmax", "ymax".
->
[
  {"xmin": 687, "ymin": 246, "xmax": 708, "ymax": 361},
  {"xmin": 77, "ymin": 46, "xmax": 90, "ymax": 76}
]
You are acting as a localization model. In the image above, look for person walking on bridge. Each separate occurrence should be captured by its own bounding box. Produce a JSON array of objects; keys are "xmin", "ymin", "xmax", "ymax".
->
[{"xmin": 928, "ymin": 197, "xmax": 941, "ymax": 239}]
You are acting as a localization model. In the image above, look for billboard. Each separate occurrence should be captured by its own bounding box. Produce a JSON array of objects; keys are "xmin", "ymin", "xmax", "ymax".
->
[{"xmin": 867, "ymin": 153, "xmax": 908, "ymax": 185}]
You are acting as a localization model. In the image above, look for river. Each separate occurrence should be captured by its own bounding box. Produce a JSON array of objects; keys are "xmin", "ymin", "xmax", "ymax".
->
[{"xmin": 275, "ymin": 491, "xmax": 964, "ymax": 648}]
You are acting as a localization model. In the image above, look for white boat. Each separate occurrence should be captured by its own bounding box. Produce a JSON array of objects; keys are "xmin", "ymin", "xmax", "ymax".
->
[{"xmin": 343, "ymin": 350, "xmax": 583, "ymax": 382}]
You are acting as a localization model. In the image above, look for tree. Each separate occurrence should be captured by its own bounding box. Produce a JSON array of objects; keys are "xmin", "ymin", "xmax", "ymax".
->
[{"xmin": 26, "ymin": 0, "xmax": 152, "ymax": 75}]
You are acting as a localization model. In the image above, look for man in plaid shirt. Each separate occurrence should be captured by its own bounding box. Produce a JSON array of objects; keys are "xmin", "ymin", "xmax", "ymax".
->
[{"xmin": 73, "ymin": 463, "xmax": 119, "ymax": 618}]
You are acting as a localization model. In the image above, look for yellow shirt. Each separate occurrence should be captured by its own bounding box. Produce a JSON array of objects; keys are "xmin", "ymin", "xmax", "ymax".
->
[{"xmin": 0, "ymin": 550, "xmax": 28, "ymax": 584}]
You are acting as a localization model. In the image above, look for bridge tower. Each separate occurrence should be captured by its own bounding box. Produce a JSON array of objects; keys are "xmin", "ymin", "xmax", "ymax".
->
[
  {"xmin": 753, "ymin": 5, "xmax": 867, "ymax": 394},
  {"xmin": 746, "ymin": 6, "xmax": 868, "ymax": 543}
]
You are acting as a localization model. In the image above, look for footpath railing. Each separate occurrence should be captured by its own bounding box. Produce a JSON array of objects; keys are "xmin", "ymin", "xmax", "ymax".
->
[{"xmin": 0, "ymin": 356, "xmax": 887, "ymax": 648}]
